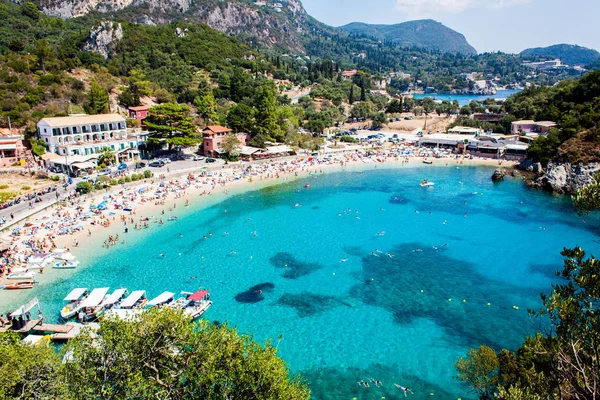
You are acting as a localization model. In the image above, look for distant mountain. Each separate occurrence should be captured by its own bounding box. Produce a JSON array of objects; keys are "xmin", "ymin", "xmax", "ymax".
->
[
  {"xmin": 338, "ymin": 20, "xmax": 477, "ymax": 55},
  {"xmin": 520, "ymin": 44, "xmax": 600, "ymax": 66}
]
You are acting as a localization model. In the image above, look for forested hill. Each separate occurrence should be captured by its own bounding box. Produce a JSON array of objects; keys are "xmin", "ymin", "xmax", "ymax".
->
[
  {"xmin": 338, "ymin": 20, "xmax": 477, "ymax": 55},
  {"xmin": 505, "ymin": 70, "xmax": 600, "ymax": 165},
  {"xmin": 520, "ymin": 44, "xmax": 600, "ymax": 66}
]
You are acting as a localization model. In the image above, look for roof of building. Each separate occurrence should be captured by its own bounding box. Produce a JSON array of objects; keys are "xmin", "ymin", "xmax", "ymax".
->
[
  {"xmin": 128, "ymin": 106, "xmax": 151, "ymax": 111},
  {"xmin": 512, "ymin": 120, "xmax": 536, "ymax": 125},
  {"xmin": 203, "ymin": 125, "xmax": 232, "ymax": 134},
  {"xmin": 448, "ymin": 126, "xmax": 482, "ymax": 133},
  {"xmin": 535, "ymin": 121, "xmax": 558, "ymax": 127},
  {"xmin": 38, "ymin": 114, "xmax": 126, "ymax": 127}
]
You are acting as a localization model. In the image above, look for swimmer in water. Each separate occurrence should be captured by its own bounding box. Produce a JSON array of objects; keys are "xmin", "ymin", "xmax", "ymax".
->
[
  {"xmin": 159, "ymin": 253, "xmax": 165, "ymax": 257},
  {"xmin": 340, "ymin": 258, "xmax": 348, "ymax": 262}
]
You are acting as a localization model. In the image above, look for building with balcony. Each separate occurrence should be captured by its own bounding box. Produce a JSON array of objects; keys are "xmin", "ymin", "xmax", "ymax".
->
[{"xmin": 37, "ymin": 114, "xmax": 141, "ymax": 174}]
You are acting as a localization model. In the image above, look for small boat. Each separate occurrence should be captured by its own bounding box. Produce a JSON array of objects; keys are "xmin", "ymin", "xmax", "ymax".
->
[
  {"xmin": 420, "ymin": 180, "xmax": 435, "ymax": 187},
  {"xmin": 7, "ymin": 272, "xmax": 34, "ymax": 280},
  {"xmin": 304, "ymin": 184, "xmax": 310, "ymax": 188},
  {"xmin": 173, "ymin": 289, "xmax": 212, "ymax": 320},
  {"xmin": 78, "ymin": 287, "xmax": 110, "ymax": 322},
  {"xmin": 422, "ymin": 159, "xmax": 433, "ymax": 165},
  {"xmin": 10, "ymin": 267, "xmax": 29, "ymax": 274},
  {"xmin": 53, "ymin": 260, "xmax": 80, "ymax": 269},
  {"xmin": 101, "ymin": 288, "xmax": 128, "ymax": 309},
  {"xmin": 147, "ymin": 291, "xmax": 175, "ymax": 308},
  {"xmin": 61, "ymin": 288, "xmax": 89, "ymax": 320},
  {"xmin": 105, "ymin": 290, "xmax": 148, "ymax": 320},
  {"xmin": 54, "ymin": 252, "xmax": 77, "ymax": 262},
  {"xmin": 167, "ymin": 216, "xmax": 178, "ymax": 222},
  {"xmin": 3, "ymin": 281, "xmax": 35, "ymax": 290}
]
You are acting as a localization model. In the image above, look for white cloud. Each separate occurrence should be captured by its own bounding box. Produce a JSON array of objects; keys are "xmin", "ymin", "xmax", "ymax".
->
[{"xmin": 395, "ymin": 0, "xmax": 530, "ymax": 15}]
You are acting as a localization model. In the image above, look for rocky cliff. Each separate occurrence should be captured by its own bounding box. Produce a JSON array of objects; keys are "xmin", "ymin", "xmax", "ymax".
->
[
  {"xmin": 83, "ymin": 21, "xmax": 123, "ymax": 59},
  {"xmin": 521, "ymin": 160, "xmax": 600, "ymax": 194},
  {"xmin": 14, "ymin": 0, "xmax": 329, "ymax": 52}
]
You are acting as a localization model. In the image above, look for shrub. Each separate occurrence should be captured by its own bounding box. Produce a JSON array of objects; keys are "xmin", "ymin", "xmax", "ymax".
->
[
  {"xmin": 109, "ymin": 179, "xmax": 118, "ymax": 186},
  {"xmin": 124, "ymin": 176, "xmax": 131, "ymax": 183},
  {"xmin": 0, "ymin": 191, "xmax": 18, "ymax": 203},
  {"xmin": 143, "ymin": 170, "xmax": 153, "ymax": 178},
  {"xmin": 339, "ymin": 136, "xmax": 358, "ymax": 143},
  {"xmin": 11, "ymin": 162, "xmax": 20, "ymax": 166},
  {"xmin": 0, "ymin": 184, "xmax": 8, "ymax": 189},
  {"xmin": 76, "ymin": 181, "xmax": 94, "ymax": 194},
  {"xmin": 36, "ymin": 170, "xmax": 48, "ymax": 179},
  {"xmin": 21, "ymin": 186, "xmax": 31, "ymax": 190},
  {"xmin": 117, "ymin": 178, "xmax": 125, "ymax": 185},
  {"xmin": 51, "ymin": 175, "xmax": 60, "ymax": 182}
]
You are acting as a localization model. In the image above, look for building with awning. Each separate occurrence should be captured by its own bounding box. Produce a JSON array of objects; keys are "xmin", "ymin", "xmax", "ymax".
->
[
  {"xmin": 36, "ymin": 114, "xmax": 141, "ymax": 172},
  {"xmin": 46, "ymin": 154, "xmax": 99, "ymax": 175}
]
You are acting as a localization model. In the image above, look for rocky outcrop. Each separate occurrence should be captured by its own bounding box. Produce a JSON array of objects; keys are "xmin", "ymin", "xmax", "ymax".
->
[
  {"xmin": 17, "ymin": 0, "xmax": 320, "ymax": 52},
  {"xmin": 83, "ymin": 21, "xmax": 123, "ymax": 59},
  {"xmin": 491, "ymin": 168, "xmax": 507, "ymax": 182},
  {"xmin": 529, "ymin": 162, "xmax": 600, "ymax": 194}
]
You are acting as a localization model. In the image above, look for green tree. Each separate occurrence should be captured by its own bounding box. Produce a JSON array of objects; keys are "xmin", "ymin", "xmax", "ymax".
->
[
  {"xmin": 28, "ymin": 138, "xmax": 46, "ymax": 157},
  {"xmin": 63, "ymin": 308, "xmax": 310, "ymax": 399},
  {"xmin": 145, "ymin": 103, "xmax": 200, "ymax": 150},
  {"xmin": 98, "ymin": 147, "xmax": 115, "ymax": 167},
  {"xmin": 76, "ymin": 181, "xmax": 94, "ymax": 194},
  {"xmin": 371, "ymin": 112, "xmax": 387, "ymax": 129},
  {"xmin": 227, "ymin": 103, "xmax": 255, "ymax": 133},
  {"xmin": 386, "ymin": 99, "xmax": 403, "ymax": 114},
  {"xmin": 254, "ymin": 84, "xmax": 278, "ymax": 141},
  {"xmin": 33, "ymin": 39, "xmax": 53, "ymax": 74},
  {"xmin": 21, "ymin": 1, "xmax": 40, "ymax": 20},
  {"xmin": 222, "ymin": 133, "xmax": 241, "ymax": 160},
  {"xmin": 0, "ymin": 332, "xmax": 66, "ymax": 399},
  {"xmin": 84, "ymin": 82, "xmax": 109, "ymax": 114},
  {"xmin": 573, "ymin": 172, "xmax": 600, "ymax": 214},
  {"xmin": 194, "ymin": 88, "xmax": 218, "ymax": 124},
  {"xmin": 454, "ymin": 345, "xmax": 499, "ymax": 399}
]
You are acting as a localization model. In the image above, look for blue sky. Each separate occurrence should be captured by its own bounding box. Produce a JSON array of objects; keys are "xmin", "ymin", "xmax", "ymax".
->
[{"xmin": 300, "ymin": 0, "xmax": 600, "ymax": 54}]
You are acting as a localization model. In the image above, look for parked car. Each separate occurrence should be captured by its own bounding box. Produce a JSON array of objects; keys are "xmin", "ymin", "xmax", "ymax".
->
[
  {"xmin": 205, "ymin": 158, "xmax": 216, "ymax": 164},
  {"xmin": 48, "ymin": 166, "xmax": 61, "ymax": 173},
  {"xmin": 149, "ymin": 160, "xmax": 165, "ymax": 167},
  {"xmin": 193, "ymin": 155, "xmax": 205, "ymax": 161},
  {"xmin": 135, "ymin": 162, "xmax": 146, "ymax": 168}
]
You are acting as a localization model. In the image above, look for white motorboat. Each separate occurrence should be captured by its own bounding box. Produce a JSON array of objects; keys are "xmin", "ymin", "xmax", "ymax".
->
[
  {"xmin": 28, "ymin": 254, "xmax": 55, "ymax": 268},
  {"xmin": 60, "ymin": 288, "xmax": 89, "ymax": 320},
  {"xmin": 10, "ymin": 267, "xmax": 29, "ymax": 274},
  {"xmin": 7, "ymin": 272, "xmax": 35, "ymax": 280},
  {"xmin": 147, "ymin": 291, "xmax": 175, "ymax": 308},
  {"xmin": 55, "ymin": 252, "xmax": 77, "ymax": 262},
  {"xmin": 78, "ymin": 287, "xmax": 110, "ymax": 322},
  {"xmin": 420, "ymin": 179, "xmax": 435, "ymax": 187},
  {"xmin": 53, "ymin": 260, "xmax": 80, "ymax": 269},
  {"xmin": 175, "ymin": 289, "xmax": 212, "ymax": 320},
  {"xmin": 52, "ymin": 248, "xmax": 67, "ymax": 255},
  {"xmin": 101, "ymin": 288, "xmax": 128, "ymax": 309},
  {"xmin": 105, "ymin": 290, "xmax": 147, "ymax": 320}
]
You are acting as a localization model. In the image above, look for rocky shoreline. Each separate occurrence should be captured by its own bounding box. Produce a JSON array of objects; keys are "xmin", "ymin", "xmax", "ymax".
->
[{"xmin": 516, "ymin": 159, "xmax": 600, "ymax": 195}]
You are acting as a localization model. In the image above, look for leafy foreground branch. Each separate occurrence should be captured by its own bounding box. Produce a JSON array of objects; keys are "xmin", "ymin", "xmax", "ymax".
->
[
  {"xmin": 455, "ymin": 247, "xmax": 600, "ymax": 399},
  {"xmin": 0, "ymin": 308, "xmax": 310, "ymax": 399}
]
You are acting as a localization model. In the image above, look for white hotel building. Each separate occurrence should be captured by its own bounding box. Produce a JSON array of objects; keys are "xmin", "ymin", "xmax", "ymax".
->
[{"xmin": 37, "ymin": 114, "xmax": 146, "ymax": 172}]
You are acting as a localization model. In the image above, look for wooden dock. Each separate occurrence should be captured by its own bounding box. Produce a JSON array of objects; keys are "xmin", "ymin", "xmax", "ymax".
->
[
  {"xmin": 32, "ymin": 323, "xmax": 74, "ymax": 334},
  {"xmin": 0, "ymin": 319, "xmax": 40, "ymax": 333}
]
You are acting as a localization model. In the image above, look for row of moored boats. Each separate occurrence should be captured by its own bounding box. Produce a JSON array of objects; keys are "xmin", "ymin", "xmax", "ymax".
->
[{"xmin": 61, "ymin": 287, "xmax": 212, "ymax": 322}]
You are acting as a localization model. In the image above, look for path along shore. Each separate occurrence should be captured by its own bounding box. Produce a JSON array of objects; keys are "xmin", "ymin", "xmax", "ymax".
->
[{"xmin": 0, "ymin": 148, "xmax": 514, "ymax": 306}]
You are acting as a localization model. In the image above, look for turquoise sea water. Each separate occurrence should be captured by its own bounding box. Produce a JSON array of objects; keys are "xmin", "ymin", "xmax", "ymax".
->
[
  {"xmin": 413, "ymin": 90, "xmax": 521, "ymax": 106},
  {"xmin": 12, "ymin": 166, "xmax": 600, "ymax": 399}
]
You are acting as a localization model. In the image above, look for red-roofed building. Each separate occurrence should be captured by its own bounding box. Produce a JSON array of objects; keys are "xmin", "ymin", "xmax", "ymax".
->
[
  {"xmin": 128, "ymin": 105, "xmax": 151, "ymax": 122},
  {"xmin": 202, "ymin": 126, "xmax": 250, "ymax": 157}
]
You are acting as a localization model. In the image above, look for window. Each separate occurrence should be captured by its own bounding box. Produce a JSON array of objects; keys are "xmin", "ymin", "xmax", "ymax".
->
[
  {"xmin": 72, "ymin": 126, "xmax": 78, "ymax": 133},
  {"xmin": 120, "ymin": 143, "xmax": 125, "ymax": 150},
  {"xmin": 62, "ymin": 128, "xmax": 69, "ymax": 135},
  {"xmin": 100, "ymin": 124, "xmax": 106, "ymax": 131},
  {"xmin": 110, "ymin": 145, "xmax": 115, "ymax": 150},
  {"xmin": 82, "ymin": 126, "xmax": 88, "ymax": 133}
]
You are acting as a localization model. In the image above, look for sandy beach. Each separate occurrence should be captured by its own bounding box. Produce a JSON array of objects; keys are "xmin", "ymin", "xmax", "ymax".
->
[{"xmin": 0, "ymin": 148, "xmax": 514, "ymax": 308}]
